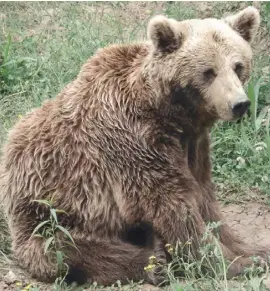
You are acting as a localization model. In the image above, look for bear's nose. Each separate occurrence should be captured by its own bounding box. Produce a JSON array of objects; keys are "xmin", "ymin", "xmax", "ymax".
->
[{"xmin": 231, "ymin": 99, "xmax": 251, "ymax": 117}]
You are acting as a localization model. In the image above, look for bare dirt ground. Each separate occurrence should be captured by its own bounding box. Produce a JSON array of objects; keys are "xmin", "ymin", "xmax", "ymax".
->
[
  {"xmin": 1, "ymin": 202, "xmax": 270, "ymax": 290},
  {"xmin": 222, "ymin": 202, "xmax": 270, "ymax": 250}
]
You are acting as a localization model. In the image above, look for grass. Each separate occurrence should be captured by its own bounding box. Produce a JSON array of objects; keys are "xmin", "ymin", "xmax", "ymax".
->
[
  {"xmin": 0, "ymin": 1, "xmax": 270, "ymax": 290},
  {"xmin": 31, "ymin": 198, "xmax": 77, "ymax": 289}
]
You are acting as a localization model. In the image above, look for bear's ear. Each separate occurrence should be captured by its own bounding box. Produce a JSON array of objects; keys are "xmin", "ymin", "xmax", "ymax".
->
[
  {"xmin": 224, "ymin": 6, "xmax": 260, "ymax": 43},
  {"xmin": 147, "ymin": 15, "xmax": 183, "ymax": 53}
]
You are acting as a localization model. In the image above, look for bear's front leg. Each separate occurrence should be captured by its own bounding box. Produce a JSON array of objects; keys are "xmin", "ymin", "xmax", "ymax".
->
[
  {"xmin": 118, "ymin": 168, "xmax": 256, "ymax": 280},
  {"xmin": 187, "ymin": 132, "xmax": 270, "ymax": 264},
  {"xmin": 146, "ymin": 180, "xmax": 262, "ymax": 279}
]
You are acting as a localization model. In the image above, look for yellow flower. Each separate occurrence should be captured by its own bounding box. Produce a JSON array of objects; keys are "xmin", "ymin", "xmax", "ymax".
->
[
  {"xmin": 149, "ymin": 255, "xmax": 157, "ymax": 264},
  {"xmin": 144, "ymin": 264, "xmax": 155, "ymax": 272},
  {"xmin": 22, "ymin": 283, "xmax": 32, "ymax": 291},
  {"xmin": 18, "ymin": 114, "xmax": 22, "ymax": 119},
  {"xmin": 16, "ymin": 282, "xmax": 22, "ymax": 286}
]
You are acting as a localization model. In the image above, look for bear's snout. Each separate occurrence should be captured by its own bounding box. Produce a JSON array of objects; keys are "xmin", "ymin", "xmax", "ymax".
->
[{"xmin": 231, "ymin": 98, "xmax": 251, "ymax": 118}]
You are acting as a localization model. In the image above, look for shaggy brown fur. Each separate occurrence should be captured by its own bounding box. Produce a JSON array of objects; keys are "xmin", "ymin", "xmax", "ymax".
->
[{"xmin": 1, "ymin": 6, "xmax": 268, "ymax": 286}]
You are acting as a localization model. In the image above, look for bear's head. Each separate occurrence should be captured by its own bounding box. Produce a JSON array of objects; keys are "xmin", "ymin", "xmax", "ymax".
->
[{"xmin": 145, "ymin": 7, "xmax": 260, "ymax": 122}]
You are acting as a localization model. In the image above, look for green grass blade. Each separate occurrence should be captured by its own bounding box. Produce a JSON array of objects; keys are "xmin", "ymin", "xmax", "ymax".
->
[
  {"xmin": 31, "ymin": 220, "xmax": 49, "ymax": 237},
  {"xmin": 56, "ymin": 250, "xmax": 64, "ymax": 269},
  {"xmin": 255, "ymin": 106, "xmax": 269, "ymax": 131},
  {"xmin": 55, "ymin": 209, "xmax": 69, "ymax": 215},
  {"xmin": 248, "ymin": 78, "xmax": 261, "ymax": 128},
  {"xmin": 50, "ymin": 209, "xmax": 58, "ymax": 224},
  {"xmin": 3, "ymin": 35, "xmax": 12, "ymax": 64},
  {"xmin": 44, "ymin": 236, "xmax": 54, "ymax": 254},
  {"xmin": 56, "ymin": 225, "xmax": 75, "ymax": 245}
]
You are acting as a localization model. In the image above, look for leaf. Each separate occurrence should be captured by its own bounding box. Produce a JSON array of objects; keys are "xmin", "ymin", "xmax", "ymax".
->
[
  {"xmin": 56, "ymin": 225, "xmax": 75, "ymax": 245},
  {"xmin": 3, "ymin": 35, "xmax": 11, "ymax": 64},
  {"xmin": 248, "ymin": 82, "xmax": 256, "ymax": 124},
  {"xmin": 266, "ymin": 113, "xmax": 270, "ymax": 160},
  {"xmin": 44, "ymin": 237, "xmax": 54, "ymax": 254},
  {"xmin": 45, "ymin": 228, "xmax": 53, "ymax": 237},
  {"xmin": 33, "ymin": 234, "xmax": 44, "ymax": 238},
  {"xmin": 266, "ymin": 136, "xmax": 270, "ymax": 160},
  {"xmin": 240, "ymin": 125, "xmax": 255, "ymax": 154},
  {"xmin": 248, "ymin": 78, "xmax": 261, "ymax": 126},
  {"xmin": 56, "ymin": 250, "xmax": 64, "ymax": 269},
  {"xmin": 255, "ymin": 106, "xmax": 270, "ymax": 131},
  {"xmin": 50, "ymin": 209, "xmax": 58, "ymax": 224},
  {"xmin": 0, "ymin": 58, "xmax": 36, "ymax": 69},
  {"xmin": 55, "ymin": 209, "xmax": 69, "ymax": 216},
  {"xmin": 32, "ymin": 199, "xmax": 51, "ymax": 207},
  {"xmin": 65, "ymin": 241, "xmax": 80, "ymax": 252},
  {"xmin": 31, "ymin": 220, "xmax": 49, "ymax": 237}
]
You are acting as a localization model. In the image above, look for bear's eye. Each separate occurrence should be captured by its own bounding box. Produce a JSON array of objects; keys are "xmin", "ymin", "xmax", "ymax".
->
[
  {"xmin": 203, "ymin": 68, "xmax": 216, "ymax": 81},
  {"xmin": 234, "ymin": 62, "xmax": 244, "ymax": 78}
]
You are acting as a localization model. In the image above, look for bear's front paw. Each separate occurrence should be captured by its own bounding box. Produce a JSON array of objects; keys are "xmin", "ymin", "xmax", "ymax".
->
[
  {"xmin": 226, "ymin": 258, "xmax": 249, "ymax": 279},
  {"xmin": 227, "ymin": 255, "xmax": 268, "ymax": 280},
  {"xmin": 255, "ymin": 248, "xmax": 270, "ymax": 264}
]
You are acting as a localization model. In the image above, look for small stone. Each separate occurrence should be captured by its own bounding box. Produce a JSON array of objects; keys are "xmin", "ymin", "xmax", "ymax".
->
[
  {"xmin": 47, "ymin": 8, "xmax": 55, "ymax": 16},
  {"xmin": 4, "ymin": 270, "xmax": 17, "ymax": 284},
  {"xmin": 0, "ymin": 281, "xmax": 9, "ymax": 289}
]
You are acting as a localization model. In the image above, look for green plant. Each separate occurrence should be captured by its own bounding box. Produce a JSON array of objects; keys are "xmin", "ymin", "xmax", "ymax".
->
[
  {"xmin": 161, "ymin": 222, "xmax": 269, "ymax": 291},
  {"xmin": 0, "ymin": 35, "xmax": 38, "ymax": 96},
  {"xmin": 0, "ymin": 34, "xmax": 12, "ymax": 81},
  {"xmin": 247, "ymin": 78, "xmax": 270, "ymax": 163},
  {"xmin": 31, "ymin": 198, "xmax": 76, "ymax": 288},
  {"xmin": 248, "ymin": 79, "xmax": 270, "ymax": 132}
]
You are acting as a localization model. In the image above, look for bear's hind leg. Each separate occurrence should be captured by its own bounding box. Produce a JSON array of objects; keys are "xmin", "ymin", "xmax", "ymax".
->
[
  {"xmin": 13, "ymin": 235, "xmax": 59, "ymax": 282},
  {"xmin": 66, "ymin": 238, "xmax": 167, "ymax": 286},
  {"xmin": 13, "ymin": 230, "xmax": 166, "ymax": 286}
]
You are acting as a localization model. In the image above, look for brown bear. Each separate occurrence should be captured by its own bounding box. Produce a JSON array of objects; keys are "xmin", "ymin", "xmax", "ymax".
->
[{"xmin": 0, "ymin": 6, "xmax": 268, "ymax": 286}]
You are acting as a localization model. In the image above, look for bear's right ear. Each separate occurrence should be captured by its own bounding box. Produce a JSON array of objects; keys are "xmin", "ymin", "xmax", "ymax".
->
[
  {"xmin": 147, "ymin": 15, "xmax": 183, "ymax": 53},
  {"xmin": 224, "ymin": 6, "xmax": 260, "ymax": 43}
]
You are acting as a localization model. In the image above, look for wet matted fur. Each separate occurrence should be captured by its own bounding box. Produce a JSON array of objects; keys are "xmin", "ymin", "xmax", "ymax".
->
[{"xmin": 0, "ymin": 6, "xmax": 269, "ymax": 286}]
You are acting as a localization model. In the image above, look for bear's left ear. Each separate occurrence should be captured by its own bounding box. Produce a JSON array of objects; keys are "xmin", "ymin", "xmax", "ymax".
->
[
  {"xmin": 147, "ymin": 15, "xmax": 184, "ymax": 53},
  {"xmin": 224, "ymin": 6, "xmax": 260, "ymax": 43}
]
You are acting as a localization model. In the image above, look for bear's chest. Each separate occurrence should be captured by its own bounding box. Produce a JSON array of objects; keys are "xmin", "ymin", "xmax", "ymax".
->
[{"xmin": 179, "ymin": 133, "xmax": 205, "ymax": 179}]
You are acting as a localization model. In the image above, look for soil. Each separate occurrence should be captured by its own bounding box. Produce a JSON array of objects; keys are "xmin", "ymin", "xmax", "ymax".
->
[
  {"xmin": 222, "ymin": 202, "xmax": 270, "ymax": 250},
  {"xmin": 0, "ymin": 202, "xmax": 270, "ymax": 290}
]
